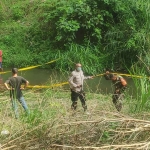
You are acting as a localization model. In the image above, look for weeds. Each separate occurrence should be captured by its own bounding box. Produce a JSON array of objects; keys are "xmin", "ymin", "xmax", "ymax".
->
[{"xmin": 0, "ymin": 84, "xmax": 150, "ymax": 149}]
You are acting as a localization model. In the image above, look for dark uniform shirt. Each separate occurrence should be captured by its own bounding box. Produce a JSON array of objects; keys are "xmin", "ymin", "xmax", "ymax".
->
[
  {"xmin": 5, "ymin": 76, "xmax": 27, "ymax": 99},
  {"xmin": 112, "ymin": 76, "xmax": 125, "ymax": 90},
  {"xmin": 104, "ymin": 73, "xmax": 127, "ymax": 92}
]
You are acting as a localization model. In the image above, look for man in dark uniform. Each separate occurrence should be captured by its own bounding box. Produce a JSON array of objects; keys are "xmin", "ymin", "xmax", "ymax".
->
[{"xmin": 104, "ymin": 71, "xmax": 127, "ymax": 111}]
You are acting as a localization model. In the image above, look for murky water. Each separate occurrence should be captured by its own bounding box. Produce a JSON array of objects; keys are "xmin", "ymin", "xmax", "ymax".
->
[{"xmin": 0, "ymin": 68, "xmax": 136, "ymax": 95}]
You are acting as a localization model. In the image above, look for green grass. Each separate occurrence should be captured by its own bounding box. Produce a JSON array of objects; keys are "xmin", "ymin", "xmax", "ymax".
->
[{"xmin": 1, "ymin": 86, "xmax": 150, "ymax": 149}]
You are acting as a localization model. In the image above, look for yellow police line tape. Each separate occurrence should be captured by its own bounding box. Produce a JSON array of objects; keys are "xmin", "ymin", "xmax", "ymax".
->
[
  {"xmin": 27, "ymin": 74, "xmax": 103, "ymax": 89},
  {"xmin": 0, "ymin": 58, "xmax": 60, "ymax": 74},
  {"xmin": 27, "ymin": 72, "xmax": 149, "ymax": 89},
  {"xmin": 95, "ymin": 73, "xmax": 149, "ymax": 79},
  {"xmin": 27, "ymin": 82, "xmax": 69, "ymax": 89}
]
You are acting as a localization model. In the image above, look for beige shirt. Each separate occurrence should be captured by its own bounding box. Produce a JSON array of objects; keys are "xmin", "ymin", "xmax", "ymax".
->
[{"xmin": 68, "ymin": 70, "xmax": 90, "ymax": 92}]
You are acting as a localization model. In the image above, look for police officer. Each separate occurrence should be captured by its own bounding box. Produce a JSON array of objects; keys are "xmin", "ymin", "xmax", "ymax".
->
[{"xmin": 68, "ymin": 63, "xmax": 93, "ymax": 111}]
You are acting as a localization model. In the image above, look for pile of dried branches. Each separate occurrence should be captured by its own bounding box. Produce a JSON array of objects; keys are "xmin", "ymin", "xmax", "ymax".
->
[{"xmin": 1, "ymin": 111, "xmax": 150, "ymax": 150}]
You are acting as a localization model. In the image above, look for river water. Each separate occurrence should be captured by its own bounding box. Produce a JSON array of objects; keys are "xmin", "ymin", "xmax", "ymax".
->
[{"xmin": 0, "ymin": 68, "xmax": 136, "ymax": 95}]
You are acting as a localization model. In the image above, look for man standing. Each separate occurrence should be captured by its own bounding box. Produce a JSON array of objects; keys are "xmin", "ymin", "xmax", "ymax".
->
[
  {"xmin": 104, "ymin": 71, "xmax": 127, "ymax": 111},
  {"xmin": 68, "ymin": 63, "xmax": 93, "ymax": 112},
  {"xmin": 0, "ymin": 50, "xmax": 3, "ymax": 71},
  {"xmin": 4, "ymin": 68, "xmax": 29, "ymax": 118}
]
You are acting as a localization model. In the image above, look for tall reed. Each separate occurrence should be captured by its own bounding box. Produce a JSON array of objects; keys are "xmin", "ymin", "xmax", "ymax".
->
[
  {"xmin": 54, "ymin": 43, "xmax": 108, "ymax": 75},
  {"xmin": 127, "ymin": 63, "xmax": 150, "ymax": 112}
]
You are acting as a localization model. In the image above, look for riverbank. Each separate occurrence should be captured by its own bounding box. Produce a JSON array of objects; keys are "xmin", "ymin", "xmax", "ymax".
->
[{"xmin": 1, "ymin": 88, "xmax": 150, "ymax": 149}]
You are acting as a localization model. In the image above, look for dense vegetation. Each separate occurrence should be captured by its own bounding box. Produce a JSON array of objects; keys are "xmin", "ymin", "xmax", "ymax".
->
[
  {"xmin": 1, "ymin": 88, "xmax": 150, "ymax": 149},
  {"xmin": 1, "ymin": 1, "xmax": 150, "ymax": 149},
  {"xmin": 0, "ymin": 0, "xmax": 150, "ymax": 74}
]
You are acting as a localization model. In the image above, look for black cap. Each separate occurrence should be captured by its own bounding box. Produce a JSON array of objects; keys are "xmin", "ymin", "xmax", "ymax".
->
[{"xmin": 109, "ymin": 73, "xmax": 114, "ymax": 79}]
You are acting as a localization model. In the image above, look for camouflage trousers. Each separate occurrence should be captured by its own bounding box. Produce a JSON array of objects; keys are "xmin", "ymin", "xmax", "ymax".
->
[
  {"xmin": 70, "ymin": 89, "xmax": 87, "ymax": 111},
  {"xmin": 112, "ymin": 90, "xmax": 125, "ymax": 112}
]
